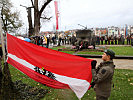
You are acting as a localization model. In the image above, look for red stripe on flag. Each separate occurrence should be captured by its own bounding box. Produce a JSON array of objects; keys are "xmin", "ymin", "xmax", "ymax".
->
[{"xmin": 7, "ymin": 57, "xmax": 69, "ymax": 89}]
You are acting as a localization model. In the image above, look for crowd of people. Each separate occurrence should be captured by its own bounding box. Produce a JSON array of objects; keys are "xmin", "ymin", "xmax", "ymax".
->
[
  {"xmin": 95, "ymin": 34, "xmax": 133, "ymax": 46},
  {"xmin": 29, "ymin": 33, "xmax": 77, "ymax": 48},
  {"xmin": 28, "ymin": 33, "xmax": 133, "ymax": 48}
]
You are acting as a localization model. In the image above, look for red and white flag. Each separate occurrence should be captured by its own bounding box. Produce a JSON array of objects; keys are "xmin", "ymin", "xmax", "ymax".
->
[
  {"xmin": 54, "ymin": 1, "xmax": 59, "ymax": 30},
  {"xmin": 7, "ymin": 33, "xmax": 93, "ymax": 99}
]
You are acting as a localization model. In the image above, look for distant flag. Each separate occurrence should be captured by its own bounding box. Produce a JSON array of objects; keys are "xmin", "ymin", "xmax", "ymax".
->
[
  {"xmin": 106, "ymin": 28, "xmax": 108, "ymax": 35},
  {"xmin": 54, "ymin": 1, "xmax": 59, "ymax": 30},
  {"xmin": 126, "ymin": 26, "xmax": 128, "ymax": 36},
  {"xmin": 125, "ymin": 25, "xmax": 128, "ymax": 37},
  {"xmin": 7, "ymin": 33, "xmax": 93, "ymax": 99}
]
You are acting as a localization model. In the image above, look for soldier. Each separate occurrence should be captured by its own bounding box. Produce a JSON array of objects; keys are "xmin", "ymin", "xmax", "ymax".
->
[
  {"xmin": 91, "ymin": 49, "xmax": 115, "ymax": 100},
  {"xmin": 92, "ymin": 35, "xmax": 96, "ymax": 49},
  {"xmin": 131, "ymin": 34, "xmax": 133, "ymax": 47},
  {"xmin": 71, "ymin": 35, "xmax": 77, "ymax": 46}
]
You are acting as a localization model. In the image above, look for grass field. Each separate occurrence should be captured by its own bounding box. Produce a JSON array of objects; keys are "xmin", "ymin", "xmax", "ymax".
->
[
  {"xmin": 50, "ymin": 45, "xmax": 133, "ymax": 56},
  {"xmin": 108, "ymin": 46, "xmax": 133, "ymax": 56},
  {"xmin": 9, "ymin": 63, "xmax": 133, "ymax": 100},
  {"xmin": 77, "ymin": 46, "xmax": 133, "ymax": 56},
  {"xmin": 50, "ymin": 46, "xmax": 75, "ymax": 54}
]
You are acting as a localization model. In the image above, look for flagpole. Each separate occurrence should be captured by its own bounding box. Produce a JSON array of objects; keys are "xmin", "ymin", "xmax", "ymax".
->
[{"xmin": 0, "ymin": 17, "xmax": 6, "ymax": 63}]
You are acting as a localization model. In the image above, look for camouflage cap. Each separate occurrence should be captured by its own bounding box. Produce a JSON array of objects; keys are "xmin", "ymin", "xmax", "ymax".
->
[{"xmin": 104, "ymin": 49, "xmax": 115, "ymax": 58}]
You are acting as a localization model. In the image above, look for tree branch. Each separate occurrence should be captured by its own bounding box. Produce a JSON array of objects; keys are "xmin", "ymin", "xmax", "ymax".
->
[
  {"xmin": 31, "ymin": 0, "xmax": 34, "ymax": 7},
  {"xmin": 20, "ymin": 5, "xmax": 27, "ymax": 9},
  {"xmin": 40, "ymin": 16, "xmax": 52, "ymax": 20},
  {"xmin": 39, "ymin": 0, "xmax": 52, "ymax": 17}
]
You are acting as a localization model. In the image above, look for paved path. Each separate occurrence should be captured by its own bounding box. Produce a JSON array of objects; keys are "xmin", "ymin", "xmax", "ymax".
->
[{"xmin": 90, "ymin": 58, "xmax": 133, "ymax": 70}]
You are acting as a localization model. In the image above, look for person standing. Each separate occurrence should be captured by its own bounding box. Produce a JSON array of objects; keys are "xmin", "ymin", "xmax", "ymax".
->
[
  {"xmin": 92, "ymin": 35, "xmax": 96, "ymax": 49},
  {"xmin": 46, "ymin": 34, "xmax": 50, "ymax": 48},
  {"xmin": 107, "ymin": 36, "xmax": 110, "ymax": 45},
  {"xmin": 96, "ymin": 36, "xmax": 100, "ymax": 45},
  {"xmin": 91, "ymin": 49, "xmax": 115, "ymax": 100},
  {"xmin": 71, "ymin": 35, "xmax": 77, "ymax": 46},
  {"xmin": 131, "ymin": 34, "xmax": 133, "ymax": 47},
  {"xmin": 111, "ymin": 35, "xmax": 114, "ymax": 45},
  {"xmin": 30, "ymin": 37, "xmax": 36, "ymax": 44},
  {"xmin": 127, "ymin": 34, "xmax": 131, "ymax": 45},
  {"xmin": 118, "ymin": 36, "xmax": 121, "ymax": 45},
  {"xmin": 52, "ymin": 33, "xmax": 56, "ymax": 45},
  {"xmin": 98, "ymin": 36, "xmax": 100, "ymax": 45},
  {"xmin": 42, "ymin": 35, "xmax": 47, "ymax": 47},
  {"xmin": 100, "ymin": 36, "xmax": 104, "ymax": 45},
  {"xmin": 121, "ymin": 35, "xmax": 125, "ymax": 45},
  {"xmin": 114, "ymin": 35, "xmax": 117, "ymax": 45},
  {"xmin": 105, "ymin": 35, "xmax": 108, "ymax": 45},
  {"xmin": 58, "ymin": 34, "xmax": 62, "ymax": 46}
]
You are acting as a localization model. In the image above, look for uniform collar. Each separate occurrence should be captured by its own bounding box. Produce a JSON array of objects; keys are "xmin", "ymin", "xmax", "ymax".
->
[
  {"xmin": 103, "ymin": 60, "xmax": 113, "ymax": 64},
  {"xmin": 100, "ymin": 60, "xmax": 113, "ymax": 66}
]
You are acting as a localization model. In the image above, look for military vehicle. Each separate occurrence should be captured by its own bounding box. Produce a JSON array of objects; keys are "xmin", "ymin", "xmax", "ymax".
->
[{"xmin": 75, "ymin": 29, "xmax": 94, "ymax": 50}]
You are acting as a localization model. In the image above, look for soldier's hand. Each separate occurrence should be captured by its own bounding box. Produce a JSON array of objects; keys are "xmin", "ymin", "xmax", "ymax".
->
[
  {"xmin": 90, "ymin": 82, "xmax": 95, "ymax": 88},
  {"xmin": 91, "ymin": 60, "xmax": 97, "ymax": 69}
]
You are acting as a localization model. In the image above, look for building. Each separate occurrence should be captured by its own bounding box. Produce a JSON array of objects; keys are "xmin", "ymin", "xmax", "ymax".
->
[
  {"xmin": 95, "ymin": 28, "xmax": 107, "ymax": 36},
  {"xmin": 130, "ymin": 26, "xmax": 133, "ymax": 35},
  {"xmin": 108, "ymin": 26, "xmax": 119, "ymax": 36}
]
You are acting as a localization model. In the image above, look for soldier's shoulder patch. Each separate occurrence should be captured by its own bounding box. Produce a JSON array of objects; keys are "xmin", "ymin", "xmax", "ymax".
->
[{"xmin": 101, "ymin": 69, "xmax": 106, "ymax": 74}]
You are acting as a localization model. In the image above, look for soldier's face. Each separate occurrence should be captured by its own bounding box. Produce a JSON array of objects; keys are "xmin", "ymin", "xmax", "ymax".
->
[{"xmin": 102, "ymin": 53, "xmax": 110, "ymax": 61}]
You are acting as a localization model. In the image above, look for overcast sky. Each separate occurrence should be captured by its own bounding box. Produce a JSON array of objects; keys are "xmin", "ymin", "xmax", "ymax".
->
[{"xmin": 11, "ymin": 0, "xmax": 133, "ymax": 33}]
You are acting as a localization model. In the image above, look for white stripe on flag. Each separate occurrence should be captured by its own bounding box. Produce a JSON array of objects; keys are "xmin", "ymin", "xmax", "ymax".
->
[{"xmin": 8, "ymin": 53, "xmax": 90, "ymax": 98}]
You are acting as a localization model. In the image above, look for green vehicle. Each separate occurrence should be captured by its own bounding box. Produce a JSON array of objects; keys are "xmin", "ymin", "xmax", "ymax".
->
[{"xmin": 76, "ymin": 29, "xmax": 94, "ymax": 50}]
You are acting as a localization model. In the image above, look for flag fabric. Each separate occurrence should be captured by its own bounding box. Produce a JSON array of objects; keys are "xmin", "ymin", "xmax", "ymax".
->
[
  {"xmin": 126, "ymin": 26, "xmax": 128, "ymax": 36},
  {"xmin": 125, "ymin": 25, "xmax": 128, "ymax": 37},
  {"xmin": 54, "ymin": 1, "xmax": 59, "ymax": 30},
  {"xmin": 6, "ymin": 33, "xmax": 93, "ymax": 99}
]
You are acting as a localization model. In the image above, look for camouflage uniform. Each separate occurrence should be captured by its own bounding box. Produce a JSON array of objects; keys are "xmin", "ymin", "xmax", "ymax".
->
[{"xmin": 92, "ymin": 60, "xmax": 115, "ymax": 100}]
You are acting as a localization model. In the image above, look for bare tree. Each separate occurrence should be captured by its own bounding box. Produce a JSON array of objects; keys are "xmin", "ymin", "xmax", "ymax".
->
[{"xmin": 31, "ymin": 0, "xmax": 52, "ymax": 35}]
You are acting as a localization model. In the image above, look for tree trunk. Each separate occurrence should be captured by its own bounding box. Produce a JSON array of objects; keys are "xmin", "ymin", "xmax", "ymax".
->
[
  {"xmin": 0, "ymin": 62, "xmax": 15, "ymax": 99},
  {"xmin": 33, "ymin": 0, "xmax": 52, "ymax": 36},
  {"xmin": 34, "ymin": 0, "xmax": 40, "ymax": 35},
  {"xmin": 0, "ymin": 57, "xmax": 2, "ymax": 94},
  {"xmin": 28, "ymin": 7, "xmax": 34, "ymax": 37}
]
